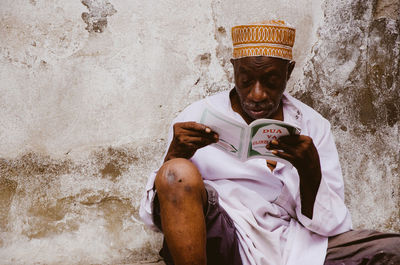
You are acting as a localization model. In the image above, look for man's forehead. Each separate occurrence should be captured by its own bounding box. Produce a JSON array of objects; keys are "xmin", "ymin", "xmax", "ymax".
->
[{"xmin": 234, "ymin": 56, "xmax": 289, "ymax": 71}]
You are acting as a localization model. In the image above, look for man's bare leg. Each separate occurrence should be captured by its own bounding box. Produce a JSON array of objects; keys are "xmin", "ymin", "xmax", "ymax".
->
[{"xmin": 155, "ymin": 158, "xmax": 208, "ymax": 265}]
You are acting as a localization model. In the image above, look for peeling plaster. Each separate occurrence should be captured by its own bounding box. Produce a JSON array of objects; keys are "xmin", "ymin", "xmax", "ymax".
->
[
  {"xmin": 81, "ymin": 0, "xmax": 117, "ymax": 33},
  {"xmin": 374, "ymin": 0, "xmax": 400, "ymax": 19},
  {"xmin": 0, "ymin": 144, "xmax": 164, "ymax": 264}
]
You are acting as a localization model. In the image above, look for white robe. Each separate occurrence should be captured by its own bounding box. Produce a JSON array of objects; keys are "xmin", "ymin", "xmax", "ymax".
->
[{"xmin": 139, "ymin": 90, "xmax": 352, "ymax": 265}]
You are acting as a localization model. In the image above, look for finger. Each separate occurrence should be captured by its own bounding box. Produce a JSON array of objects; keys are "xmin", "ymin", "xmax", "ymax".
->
[
  {"xmin": 179, "ymin": 135, "xmax": 217, "ymax": 147},
  {"xmin": 278, "ymin": 135, "xmax": 306, "ymax": 145},
  {"xmin": 188, "ymin": 136, "xmax": 217, "ymax": 145},
  {"xmin": 266, "ymin": 139, "xmax": 279, "ymax": 149},
  {"xmin": 174, "ymin": 122, "xmax": 218, "ymax": 144},
  {"xmin": 276, "ymin": 141, "xmax": 297, "ymax": 154},
  {"xmin": 267, "ymin": 139, "xmax": 296, "ymax": 154},
  {"xmin": 271, "ymin": 149, "xmax": 295, "ymax": 163},
  {"xmin": 177, "ymin": 122, "xmax": 213, "ymax": 134},
  {"xmin": 182, "ymin": 129, "xmax": 219, "ymax": 141}
]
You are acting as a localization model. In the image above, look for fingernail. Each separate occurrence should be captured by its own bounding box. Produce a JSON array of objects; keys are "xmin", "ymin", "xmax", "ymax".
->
[
  {"xmin": 272, "ymin": 150, "xmax": 278, "ymax": 155},
  {"xmin": 205, "ymin": 128, "xmax": 211, "ymax": 133}
]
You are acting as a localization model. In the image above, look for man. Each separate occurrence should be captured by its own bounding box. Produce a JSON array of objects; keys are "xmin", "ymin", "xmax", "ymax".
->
[{"xmin": 139, "ymin": 20, "xmax": 400, "ymax": 265}]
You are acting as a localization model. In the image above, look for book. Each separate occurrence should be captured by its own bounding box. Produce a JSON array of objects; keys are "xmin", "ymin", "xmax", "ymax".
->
[{"xmin": 199, "ymin": 100, "xmax": 301, "ymax": 165}]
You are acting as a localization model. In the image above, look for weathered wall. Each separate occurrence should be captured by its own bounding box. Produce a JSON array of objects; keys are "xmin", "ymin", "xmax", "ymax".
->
[
  {"xmin": 0, "ymin": 0, "xmax": 398, "ymax": 264},
  {"xmin": 294, "ymin": 0, "xmax": 400, "ymax": 231}
]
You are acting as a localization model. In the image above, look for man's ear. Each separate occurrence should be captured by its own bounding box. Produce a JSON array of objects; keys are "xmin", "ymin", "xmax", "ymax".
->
[{"xmin": 287, "ymin": 60, "xmax": 296, "ymax": 80}]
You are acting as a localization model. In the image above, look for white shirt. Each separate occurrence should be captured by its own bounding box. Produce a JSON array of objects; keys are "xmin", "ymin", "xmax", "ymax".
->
[{"xmin": 139, "ymin": 90, "xmax": 352, "ymax": 265}]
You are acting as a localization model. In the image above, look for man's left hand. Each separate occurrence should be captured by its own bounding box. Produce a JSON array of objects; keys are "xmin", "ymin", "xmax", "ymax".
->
[
  {"xmin": 267, "ymin": 135, "xmax": 322, "ymax": 219},
  {"xmin": 267, "ymin": 135, "xmax": 320, "ymax": 174}
]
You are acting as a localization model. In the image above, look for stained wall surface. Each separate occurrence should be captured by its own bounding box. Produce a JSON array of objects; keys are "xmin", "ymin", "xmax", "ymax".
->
[{"xmin": 0, "ymin": 0, "xmax": 399, "ymax": 264}]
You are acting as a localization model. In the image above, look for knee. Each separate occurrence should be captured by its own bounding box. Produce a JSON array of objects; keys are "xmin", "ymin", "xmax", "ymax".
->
[{"xmin": 155, "ymin": 158, "xmax": 204, "ymax": 195}]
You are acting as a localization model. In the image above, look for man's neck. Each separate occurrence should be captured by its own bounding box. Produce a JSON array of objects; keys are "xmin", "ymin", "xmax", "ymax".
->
[{"xmin": 229, "ymin": 89, "xmax": 284, "ymax": 124}]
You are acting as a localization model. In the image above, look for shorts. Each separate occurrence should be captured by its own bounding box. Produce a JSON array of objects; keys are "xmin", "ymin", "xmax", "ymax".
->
[
  {"xmin": 152, "ymin": 183, "xmax": 243, "ymax": 265},
  {"xmin": 325, "ymin": 229, "xmax": 400, "ymax": 264}
]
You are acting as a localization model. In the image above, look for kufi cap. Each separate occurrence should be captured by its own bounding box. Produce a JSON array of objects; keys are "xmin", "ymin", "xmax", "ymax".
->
[{"xmin": 231, "ymin": 20, "xmax": 296, "ymax": 60}]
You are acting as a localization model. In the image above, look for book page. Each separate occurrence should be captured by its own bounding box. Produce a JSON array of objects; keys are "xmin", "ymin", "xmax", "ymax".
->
[
  {"xmin": 200, "ymin": 104, "xmax": 246, "ymax": 160},
  {"xmin": 247, "ymin": 120, "xmax": 301, "ymax": 164}
]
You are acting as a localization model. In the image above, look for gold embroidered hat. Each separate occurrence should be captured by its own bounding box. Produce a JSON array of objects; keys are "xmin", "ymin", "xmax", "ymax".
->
[{"xmin": 231, "ymin": 20, "xmax": 296, "ymax": 60}]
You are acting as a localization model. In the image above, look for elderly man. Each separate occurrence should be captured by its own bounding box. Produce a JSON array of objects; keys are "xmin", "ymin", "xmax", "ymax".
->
[{"xmin": 139, "ymin": 20, "xmax": 400, "ymax": 265}]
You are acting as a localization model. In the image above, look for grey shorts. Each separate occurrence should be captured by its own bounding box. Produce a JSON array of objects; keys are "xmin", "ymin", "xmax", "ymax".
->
[
  {"xmin": 325, "ymin": 229, "xmax": 400, "ymax": 264},
  {"xmin": 152, "ymin": 183, "xmax": 243, "ymax": 265}
]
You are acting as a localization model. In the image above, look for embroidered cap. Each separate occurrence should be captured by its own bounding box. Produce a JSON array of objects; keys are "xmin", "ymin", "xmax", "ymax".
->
[{"xmin": 231, "ymin": 20, "xmax": 296, "ymax": 60}]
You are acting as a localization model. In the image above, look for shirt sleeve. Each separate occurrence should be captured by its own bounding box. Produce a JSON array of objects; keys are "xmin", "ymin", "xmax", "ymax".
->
[{"xmin": 295, "ymin": 119, "xmax": 353, "ymax": 236}]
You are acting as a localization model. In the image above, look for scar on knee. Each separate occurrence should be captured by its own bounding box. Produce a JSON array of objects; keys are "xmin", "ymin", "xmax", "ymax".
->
[
  {"xmin": 166, "ymin": 171, "xmax": 183, "ymax": 184},
  {"xmin": 166, "ymin": 172, "xmax": 176, "ymax": 183}
]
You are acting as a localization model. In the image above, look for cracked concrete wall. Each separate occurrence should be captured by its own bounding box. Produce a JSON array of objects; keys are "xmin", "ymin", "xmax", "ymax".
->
[{"xmin": 0, "ymin": 0, "xmax": 398, "ymax": 264}]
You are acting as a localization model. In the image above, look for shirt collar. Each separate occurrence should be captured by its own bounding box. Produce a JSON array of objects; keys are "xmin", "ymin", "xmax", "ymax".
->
[{"xmin": 282, "ymin": 92, "xmax": 303, "ymax": 129}]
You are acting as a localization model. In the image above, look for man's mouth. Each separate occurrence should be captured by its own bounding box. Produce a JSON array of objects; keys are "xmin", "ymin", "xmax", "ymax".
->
[
  {"xmin": 243, "ymin": 101, "xmax": 276, "ymax": 118},
  {"xmin": 246, "ymin": 108, "xmax": 269, "ymax": 118}
]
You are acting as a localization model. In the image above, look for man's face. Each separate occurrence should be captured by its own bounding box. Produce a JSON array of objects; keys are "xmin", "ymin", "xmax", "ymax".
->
[{"xmin": 231, "ymin": 56, "xmax": 295, "ymax": 121}]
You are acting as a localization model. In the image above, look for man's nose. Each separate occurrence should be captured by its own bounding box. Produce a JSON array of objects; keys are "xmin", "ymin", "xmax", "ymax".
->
[{"xmin": 248, "ymin": 81, "xmax": 267, "ymax": 102}]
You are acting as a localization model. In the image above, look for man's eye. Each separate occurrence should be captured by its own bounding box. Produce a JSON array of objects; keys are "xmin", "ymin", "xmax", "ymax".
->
[
  {"xmin": 241, "ymin": 77, "xmax": 252, "ymax": 85},
  {"xmin": 264, "ymin": 76, "xmax": 280, "ymax": 87},
  {"xmin": 271, "ymin": 76, "xmax": 280, "ymax": 83}
]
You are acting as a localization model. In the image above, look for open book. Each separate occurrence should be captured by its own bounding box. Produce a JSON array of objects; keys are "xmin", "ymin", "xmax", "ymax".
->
[{"xmin": 199, "ymin": 100, "xmax": 301, "ymax": 165}]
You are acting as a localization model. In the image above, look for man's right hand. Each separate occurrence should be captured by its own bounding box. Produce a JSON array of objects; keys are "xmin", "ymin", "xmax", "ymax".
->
[{"xmin": 164, "ymin": 122, "xmax": 219, "ymax": 162}]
